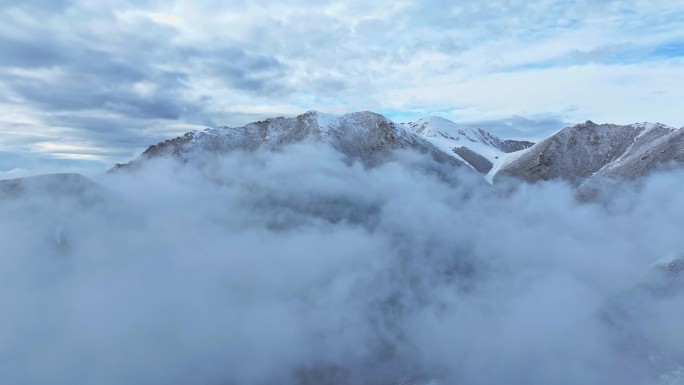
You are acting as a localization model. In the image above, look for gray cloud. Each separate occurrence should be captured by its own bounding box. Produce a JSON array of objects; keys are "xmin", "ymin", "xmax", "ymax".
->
[
  {"xmin": 0, "ymin": 2, "xmax": 293, "ymax": 171},
  {"xmin": 1, "ymin": 145, "xmax": 683, "ymax": 384},
  {"xmin": 458, "ymin": 115, "xmax": 570, "ymax": 140},
  {"xmin": 187, "ymin": 46, "xmax": 290, "ymax": 94},
  {"xmin": 0, "ymin": 36, "xmax": 66, "ymax": 68}
]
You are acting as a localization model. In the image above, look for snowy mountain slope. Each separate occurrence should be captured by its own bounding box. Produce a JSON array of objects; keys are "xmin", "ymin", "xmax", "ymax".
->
[
  {"xmin": 493, "ymin": 121, "xmax": 680, "ymax": 186},
  {"xmin": 404, "ymin": 117, "xmax": 534, "ymax": 175},
  {"xmin": 585, "ymin": 124, "xmax": 682, "ymax": 181},
  {"xmin": 575, "ymin": 125, "xmax": 683, "ymax": 200},
  {"xmin": 116, "ymin": 111, "xmax": 469, "ymax": 170}
]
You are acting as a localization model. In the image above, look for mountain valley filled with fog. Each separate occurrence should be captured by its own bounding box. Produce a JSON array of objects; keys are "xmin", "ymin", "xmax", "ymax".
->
[{"xmin": 2, "ymin": 112, "xmax": 684, "ymax": 384}]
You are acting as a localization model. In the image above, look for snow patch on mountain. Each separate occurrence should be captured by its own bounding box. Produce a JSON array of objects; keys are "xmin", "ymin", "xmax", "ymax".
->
[{"xmin": 404, "ymin": 117, "xmax": 534, "ymax": 178}]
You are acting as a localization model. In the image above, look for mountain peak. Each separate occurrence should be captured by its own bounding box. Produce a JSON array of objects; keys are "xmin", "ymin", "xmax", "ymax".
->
[
  {"xmin": 403, "ymin": 116, "xmax": 535, "ymax": 177},
  {"xmin": 422, "ymin": 116, "xmax": 455, "ymax": 123},
  {"xmin": 302, "ymin": 109, "xmax": 322, "ymax": 115},
  {"xmin": 115, "ymin": 110, "xmax": 468, "ymax": 172},
  {"xmin": 573, "ymin": 120, "xmax": 597, "ymax": 129},
  {"xmin": 496, "ymin": 119, "xmax": 684, "ymax": 187},
  {"xmin": 299, "ymin": 109, "xmax": 329, "ymax": 119}
]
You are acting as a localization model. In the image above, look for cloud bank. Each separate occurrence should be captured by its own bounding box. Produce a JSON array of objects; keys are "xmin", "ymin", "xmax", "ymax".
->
[{"xmin": 1, "ymin": 144, "xmax": 683, "ymax": 384}]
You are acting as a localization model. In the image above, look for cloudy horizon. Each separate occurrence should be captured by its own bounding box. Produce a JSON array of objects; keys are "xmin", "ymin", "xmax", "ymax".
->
[{"xmin": 1, "ymin": 0, "xmax": 684, "ymax": 176}]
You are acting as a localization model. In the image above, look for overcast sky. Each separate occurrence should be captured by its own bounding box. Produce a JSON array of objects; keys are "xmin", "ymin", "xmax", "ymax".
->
[{"xmin": 1, "ymin": 0, "xmax": 683, "ymax": 176}]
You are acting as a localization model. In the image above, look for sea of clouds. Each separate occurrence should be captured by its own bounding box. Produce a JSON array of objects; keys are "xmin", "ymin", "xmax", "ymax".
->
[{"xmin": 1, "ymin": 143, "xmax": 683, "ymax": 385}]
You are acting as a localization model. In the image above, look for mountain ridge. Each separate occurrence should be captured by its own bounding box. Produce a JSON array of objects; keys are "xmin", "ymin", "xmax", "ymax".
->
[
  {"xmin": 114, "ymin": 111, "xmax": 534, "ymax": 178},
  {"xmin": 494, "ymin": 120, "xmax": 681, "ymax": 187},
  {"xmin": 107, "ymin": 110, "xmax": 683, "ymax": 191},
  {"xmin": 115, "ymin": 111, "xmax": 468, "ymax": 172}
]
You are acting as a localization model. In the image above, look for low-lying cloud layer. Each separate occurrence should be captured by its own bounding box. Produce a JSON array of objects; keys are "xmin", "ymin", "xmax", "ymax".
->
[{"xmin": 1, "ymin": 144, "xmax": 683, "ymax": 385}]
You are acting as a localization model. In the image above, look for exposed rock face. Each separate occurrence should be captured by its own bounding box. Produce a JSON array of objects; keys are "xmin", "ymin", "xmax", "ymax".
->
[
  {"xmin": 472, "ymin": 128, "xmax": 535, "ymax": 153},
  {"xmin": 494, "ymin": 121, "xmax": 682, "ymax": 186},
  {"xmin": 452, "ymin": 146, "xmax": 493, "ymax": 174},
  {"xmin": 498, "ymin": 139, "xmax": 536, "ymax": 153},
  {"xmin": 117, "ymin": 111, "xmax": 467, "ymax": 170}
]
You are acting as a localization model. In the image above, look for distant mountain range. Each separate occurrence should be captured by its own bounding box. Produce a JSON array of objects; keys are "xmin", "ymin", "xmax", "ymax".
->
[
  {"xmin": 2, "ymin": 110, "xmax": 682, "ymax": 199},
  {"xmin": 114, "ymin": 111, "xmax": 684, "ymax": 192}
]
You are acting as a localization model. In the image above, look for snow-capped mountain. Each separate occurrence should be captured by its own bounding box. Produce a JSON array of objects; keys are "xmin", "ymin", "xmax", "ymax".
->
[
  {"xmin": 582, "ymin": 124, "xmax": 684, "ymax": 182},
  {"xmin": 116, "ymin": 111, "xmax": 467, "ymax": 171},
  {"xmin": 494, "ymin": 120, "xmax": 682, "ymax": 186},
  {"xmin": 112, "ymin": 111, "xmax": 684, "ymax": 193},
  {"xmin": 404, "ymin": 117, "xmax": 534, "ymax": 177}
]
